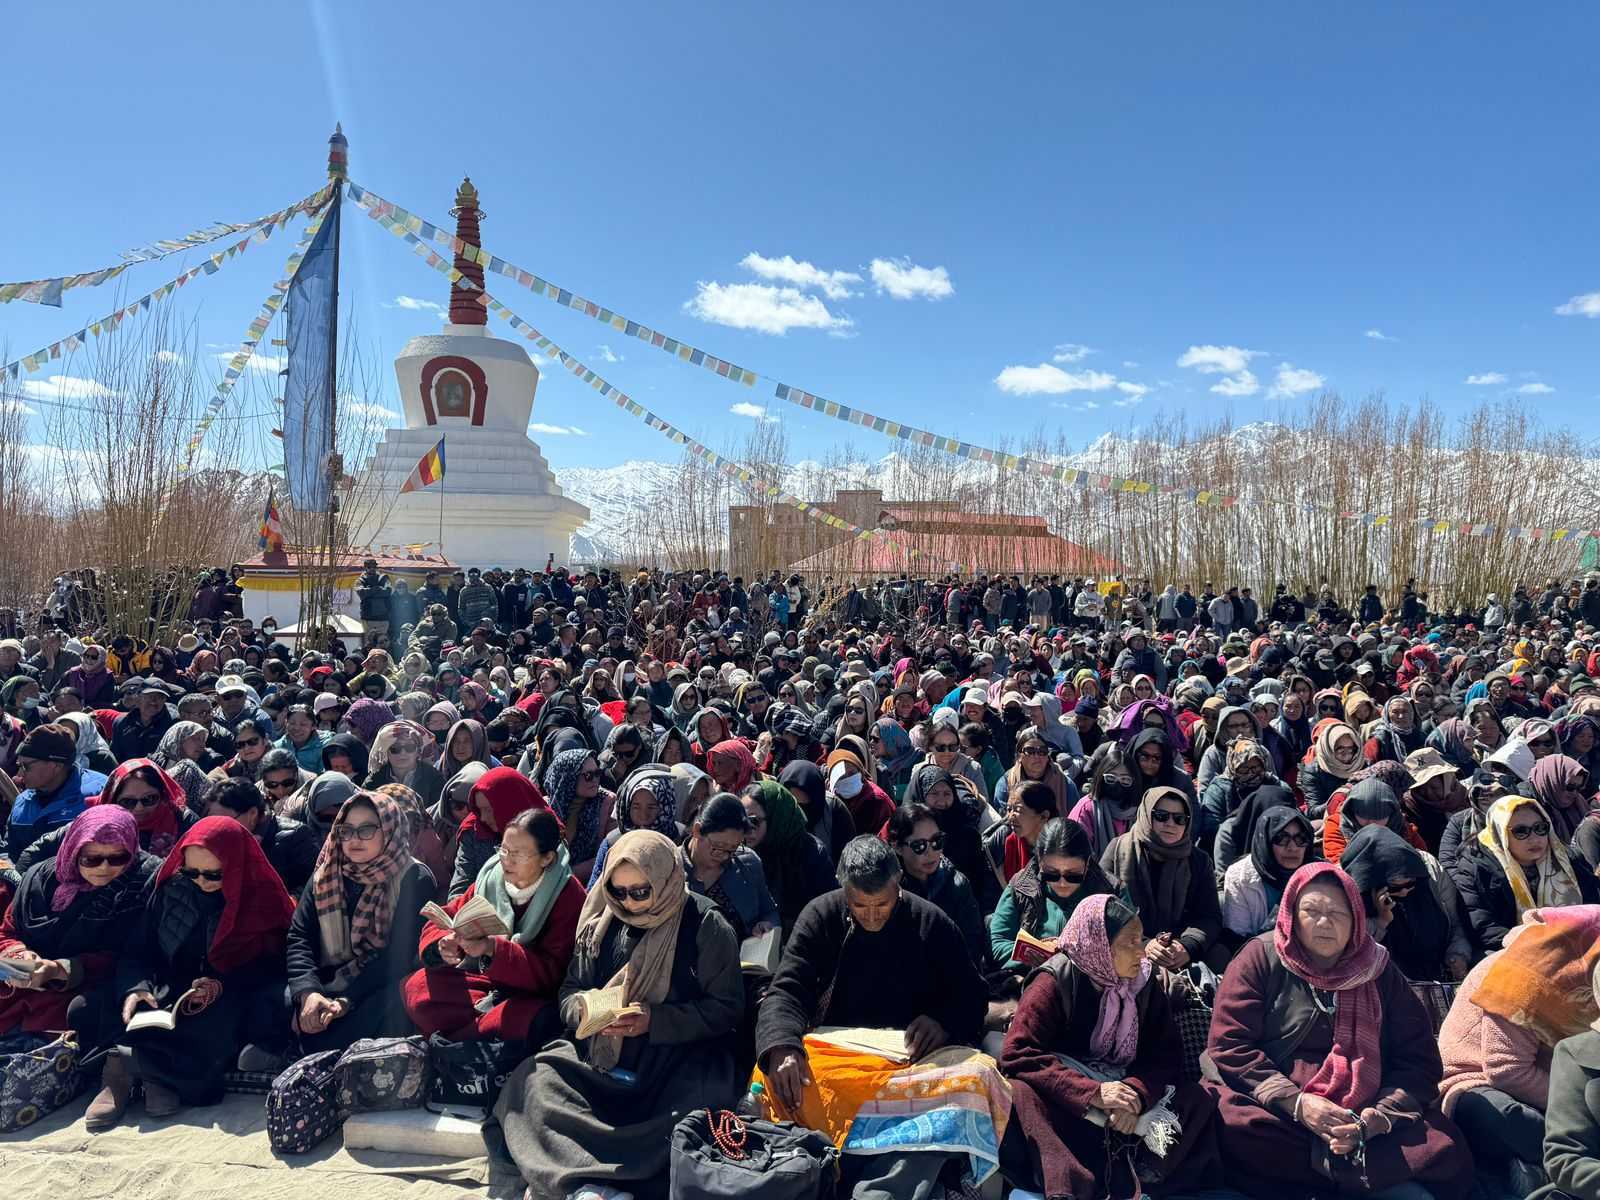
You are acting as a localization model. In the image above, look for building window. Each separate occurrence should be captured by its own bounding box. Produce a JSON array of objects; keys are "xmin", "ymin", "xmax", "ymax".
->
[{"xmin": 433, "ymin": 368, "xmax": 472, "ymax": 418}]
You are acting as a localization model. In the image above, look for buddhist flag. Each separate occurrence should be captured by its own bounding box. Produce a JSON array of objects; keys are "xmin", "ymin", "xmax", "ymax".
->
[
  {"xmin": 400, "ymin": 437, "xmax": 446, "ymax": 494},
  {"xmin": 257, "ymin": 487, "xmax": 285, "ymax": 552}
]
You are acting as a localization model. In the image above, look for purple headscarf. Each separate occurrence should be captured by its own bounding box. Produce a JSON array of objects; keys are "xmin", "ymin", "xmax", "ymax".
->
[
  {"xmin": 343, "ymin": 697, "xmax": 396, "ymax": 746},
  {"xmin": 52, "ymin": 806, "xmax": 140, "ymax": 912},
  {"xmin": 1058, "ymin": 892, "xmax": 1151, "ymax": 1068}
]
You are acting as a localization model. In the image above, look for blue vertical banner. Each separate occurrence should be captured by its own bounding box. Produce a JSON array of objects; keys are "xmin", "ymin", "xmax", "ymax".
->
[{"xmin": 282, "ymin": 195, "xmax": 339, "ymax": 512}]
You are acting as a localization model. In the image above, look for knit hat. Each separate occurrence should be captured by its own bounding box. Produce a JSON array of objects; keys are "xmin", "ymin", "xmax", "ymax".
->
[{"xmin": 18, "ymin": 722, "xmax": 75, "ymax": 765}]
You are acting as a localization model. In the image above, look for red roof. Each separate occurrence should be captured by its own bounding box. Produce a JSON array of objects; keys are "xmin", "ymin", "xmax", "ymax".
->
[
  {"xmin": 786, "ymin": 531, "xmax": 1120, "ymax": 577},
  {"xmin": 884, "ymin": 508, "xmax": 1051, "ymax": 529},
  {"xmin": 239, "ymin": 548, "xmax": 459, "ymax": 573}
]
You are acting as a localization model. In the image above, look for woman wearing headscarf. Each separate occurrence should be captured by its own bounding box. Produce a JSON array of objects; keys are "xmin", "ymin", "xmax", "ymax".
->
[
  {"xmin": 654, "ymin": 724, "xmax": 691, "ymax": 769},
  {"xmin": 449, "ymin": 766, "xmax": 548, "ymax": 899},
  {"xmin": 318, "ymin": 731, "xmax": 371, "ymax": 783},
  {"xmin": 669, "ymin": 761, "xmax": 713, "ymax": 830},
  {"xmin": 1198, "ymin": 738, "xmax": 1282, "ymax": 851},
  {"xmin": 1464, "ymin": 697, "xmax": 1506, "ymax": 758},
  {"xmin": 1101, "ymin": 786, "xmax": 1223, "ymax": 972},
  {"xmin": 688, "ymin": 707, "xmax": 734, "ymax": 768},
  {"xmin": 996, "ymin": 726, "xmax": 1074, "ymax": 816},
  {"xmin": 1560, "ymin": 712, "xmax": 1600, "ymax": 780},
  {"xmin": 152, "ymin": 719, "xmax": 212, "ymax": 813},
  {"xmin": 545, "ymin": 747, "xmax": 618, "ymax": 884},
  {"xmin": 1272, "ymin": 691, "xmax": 1313, "ymax": 763},
  {"xmin": 405, "ymin": 806, "xmax": 586, "ymax": 1045},
  {"xmin": 1529, "ymin": 752, "xmax": 1594, "ymax": 845},
  {"xmin": 364, "ymin": 719, "xmax": 445, "ymax": 810},
  {"xmin": 1125, "ymin": 727, "xmax": 1196, "ymax": 809},
  {"xmin": 740, "ymin": 778, "xmax": 832, "ymax": 936},
  {"xmin": 597, "ymin": 722, "xmax": 651, "ymax": 792},
  {"xmin": 1452, "ymin": 793, "xmax": 1599, "ymax": 953},
  {"xmin": 824, "ymin": 741, "xmax": 895, "ymax": 839},
  {"xmin": 1427, "ymin": 716, "xmax": 1480, "ymax": 776},
  {"xmin": 585, "ymin": 768, "xmax": 680, "ymax": 889},
  {"xmin": 285, "ymin": 789, "xmax": 433, "ymax": 1052},
  {"xmin": 438, "ymin": 716, "xmax": 494, "ymax": 786},
  {"xmin": 1364, "ymin": 696, "xmax": 1426, "ymax": 765},
  {"xmin": 868, "ymin": 716, "xmax": 920, "ymax": 802},
  {"xmin": 991, "ymin": 816, "xmax": 1115, "ymax": 976},
  {"xmin": 414, "ymin": 761, "xmax": 483, "ymax": 901},
  {"xmin": 1001, "ymin": 893, "xmax": 1222, "ymax": 1200},
  {"xmin": 1340, "ymin": 825, "xmax": 1470, "ymax": 982},
  {"xmin": 1322, "ymin": 774, "xmax": 1427, "ymax": 862},
  {"xmin": 779, "ymin": 759, "xmax": 852, "ymax": 865},
  {"xmin": 341, "ymin": 696, "xmax": 394, "ymax": 748},
  {"xmin": 57, "ymin": 710, "xmax": 116, "ymax": 775},
  {"xmin": 704, "ymin": 737, "xmax": 757, "ymax": 794},
  {"xmin": 86, "ymin": 818, "xmax": 294, "ymax": 1126},
  {"xmin": 1066, "ymin": 745, "xmax": 1142, "ymax": 859},
  {"xmin": 15, "ymin": 759, "xmax": 199, "ymax": 877},
  {"xmin": 902, "ymin": 764, "xmax": 995, "ymax": 910},
  {"xmin": 1205, "ymin": 862, "xmax": 1473, "ymax": 1198},
  {"xmin": 1220, "ymin": 806, "xmax": 1313, "ymax": 939},
  {"xmin": 494, "ymin": 829, "xmax": 742, "ymax": 1200},
  {"xmin": 0, "ymin": 808, "xmax": 156, "ymax": 1038},
  {"xmin": 1300, "ymin": 720, "xmax": 1365, "ymax": 820},
  {"xmin": 1213, "ymin": 781, "xmax": 1299, "ymax": 874},
  {"xmin": 667, "ymin": 681, "xmax": 700, "ymax": 732}
]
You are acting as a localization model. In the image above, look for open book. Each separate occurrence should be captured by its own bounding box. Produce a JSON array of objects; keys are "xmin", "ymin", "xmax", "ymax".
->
[
  {"xmin": 739, "ymin": 927, "xmax": 780, "ymax": 976},
  {"xmin": 125, "ymin": 985, "xmax": 206, "ymax": 1034},
  {"xmin": 1011, "ymin": 928, "xmax": 1057, "ymax": 969},
  {"xmin": 806, "ymin": 1026, "xmax": 911, "ymax": 1064},
  {"xmin": 421, "ymin": 895, "xmax": 511, "ymax": 942},
  {"xmin": 574, "ymin": 984, "xmax": 644, "ymax": 1040}
]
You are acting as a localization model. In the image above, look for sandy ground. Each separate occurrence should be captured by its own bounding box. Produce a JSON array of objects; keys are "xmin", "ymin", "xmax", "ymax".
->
[{"xmin": 0, "ymin": 1092, "xmax": 525, "ymax": 1199}]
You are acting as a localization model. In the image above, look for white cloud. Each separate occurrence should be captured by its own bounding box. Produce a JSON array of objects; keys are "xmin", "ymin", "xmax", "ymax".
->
[
  {"xmin": 684, "ymin": 282, "xmax": 851, "ymax": 335},
  {"xmin": 213, "ymin": 351, "xmax": 285, "ymax": 374},
  {"xmin": 18, "ymin": 374, "xmax": 121, "ymax": 403},
  {"xmin": 1555, "ymin": 292, "xmax": 1600, "ymax": 318},
  {"xmin": 1177, "ymin": 344, "xmax": 1262, "ymax": 375},
  {"xmin": 739, "ymin": 253, "xmax": 861, "ymax": 301},
  {"xmin": 1464, "ymin": 371, "xmax": 1507, "ymax": 385},
  {"xmin": 345, "ymin": 402, "xmax": 400, "ymax": 421},
  {"xmin": 152, "ymin": 349, "xmax": 185, "ymax": 366},
  {"xmin": 1517, "ymin": 382, "xmax": 1555, "ymax": 395},
  {"xmin": 528, "ymin": 422, "xmax": 589, "ymax": 436},
  {"xmin": 0, "ymin": 398, "xmax": 36, "ymax": 416},
  {"xmin": 596, "ymin": 345, "xmax": 622, "ymax": 363},
  {"xmin": 1209, "ymin": 370, "xmax": 1260, "ymax": 397},
  {"xmin": 869, "ymin": 257, "xmax": 954, "ymax": 301},
  {"xmin": 729, "ymin": 401, "xmax": 779, "ymax": 423},
  {"xmin": 1115, "ymin": 381, "xmax": 1150, "ymax": 399},
  {"xmin": 1113, "ymin": 396, "xmax": 1143, "ymax": 408},
  {"xmin": 390, "ymin": 295, "xmax": 444, "ymax": 314},
  {"xmin": 1267, "ymin": 362, "xmax": 1325, "ymax": 399},
  {"xmin": 1051, "ymin": 343, "xmax": 1094, "ymax": 363},
  {"xmin": 994, "ymin": 364, "xmax": 1117, "ymax": 396},
  {"xmin": 1122, "ymin": 360, "xmax": 1140, "ymax": 369},
  {"xmin": 1363, "ymin": 328, "xmax": 1396, "ymax": 342}
]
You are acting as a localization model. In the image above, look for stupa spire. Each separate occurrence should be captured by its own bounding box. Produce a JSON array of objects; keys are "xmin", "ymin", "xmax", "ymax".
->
[{"xmin": 449, "ymin": 176, "xmax": 487, "ymax": 327}]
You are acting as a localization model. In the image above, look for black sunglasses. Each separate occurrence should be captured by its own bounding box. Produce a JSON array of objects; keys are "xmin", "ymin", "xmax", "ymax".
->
[
  {"xmin": 78, "ymin": 850, "xmax": 132, "ymax": 869},
  {"xmin": 178, "ymin": 867, "xmax": 224, "ymax": 883},
  {"xmin": 235, "ymin": 736, "xmax": 262, "ymax": 748},
  {"xmin": 903, "ymin": 834, "xmax": 945, "ymax": 855},
  {"xmin": 1150, "ymin": 809, "xmax": 1190, "ymax": 827},
  {"xmin": 1040, "ymin": 867, "xmax": 1088, "ymax": 884},
  {"xmin": 606, "ymin": 882, "xmax": 654, "ymax": 903},
  {"xmin": 117, "ymin": 792, "xmax": 163, "ymax": 810},
  {"xmin": 932, "ymin": 741, "xmax": 959, "ymax": 752},
  {"xmin": 1271, "ymin": 831, "xmax": 1310, "ymax": 848},
  {"xmin": 263, "ymin": 776, "xmax": 298, "ymax": 790},
  {"xmin": 1509, "ymin": 820, "xmax": 1550, "ymax": 841}
]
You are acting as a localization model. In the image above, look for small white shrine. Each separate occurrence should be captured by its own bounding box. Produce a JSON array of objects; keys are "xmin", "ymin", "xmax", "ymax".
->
[{"xmin": 354, "ymin": 178, "xmax": 589, "ymax": 569}]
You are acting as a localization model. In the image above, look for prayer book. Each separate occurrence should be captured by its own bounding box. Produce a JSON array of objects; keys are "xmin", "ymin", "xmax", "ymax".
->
[
  {"xmin": 1011, "ymin": 928, "xmax": 1057, "ymax": 969},
  {"xmin": 739, "ymin": 927, "xmax": 780, "ymax": 976},
  {"xmin": 807, "ymin": 1026, "xmax": 912, "ymax": 1064},
  {"xmin": 421, "ymin": 895, "xmax": 511, "ymax": 942},
  {"xmin": 124, "ymin": 984, "xmax": 206, "ymax": 1033},
  {"xmin": 575, "ymin": 984, "xmax": 644, "ymax": 1040}
]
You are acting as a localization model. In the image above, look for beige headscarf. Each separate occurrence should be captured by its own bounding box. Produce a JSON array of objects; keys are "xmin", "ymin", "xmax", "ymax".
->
[
  {"xmin": 575, "ymin": 829, "xmax": 688, "ymax": 1069},
  {"xmin": 1314, "ymin": 721, "xmax": 1362, "ymax": 779},
  {"xmin": 1478, "ymin": 794, "xmax": 1582, "ymax": 917}
]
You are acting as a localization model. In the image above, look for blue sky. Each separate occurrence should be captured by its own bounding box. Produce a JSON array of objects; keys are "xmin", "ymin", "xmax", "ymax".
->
[{"xmin": 3, "ymin": 2, "xmax": 1597, "ymax": 474}]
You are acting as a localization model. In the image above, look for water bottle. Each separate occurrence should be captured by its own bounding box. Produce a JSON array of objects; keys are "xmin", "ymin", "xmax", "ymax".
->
[{"xmin": 735, "ymin": 1081, "xmax": 767, "ymax": 1119}]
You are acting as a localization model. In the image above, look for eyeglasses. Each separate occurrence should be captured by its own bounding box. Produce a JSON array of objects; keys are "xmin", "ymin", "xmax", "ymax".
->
[
  {"xmin": 178, "ymin": 867, "xmax": 225, "ymax": 883},
  {"xmin": 116, "ymin": 792, "xmax": 163, "ymax": 810},
  {"xmin": 336, "ymin": 822, "xmax": 382, "ymax": 843},
  {"xmin": 1508, "ymin": 820, "xmax": 1550, "ymax": 841},
  {"xmin": 263, "ymin": 776, "xmax": 298, "ymax": 792},
  {"xmin": 577, "ymin": 769, "xmax": 601, "ymax": 782},
  {"xmin": 500, "ymin": 847, "xmax": 545, "ymax": 863},
  {"xmin": 1040, "ymin": 867, "xmax": 1088, "ymax": 884},
  {"xmin": 932, "ymin": 741, "xmax": 959, "ymax": 752},
  {"xmin": 389, "ymin": 742, "xmax": 419, "ymax": 755},
  {"xmin": 606, "ymin": 881, "xmax": 654, "ymax": 902},
  {"xmin": 903, "ymin": 834, "xmax": 946, "ymax": 855},
  {"xmin": 1020, "ymin": 746, "xmax": 1048, "ymax": 758},
  {"xmin": 78, "ymin": 850, "xmax": 132, "ymax": 869},
  {"xmin": 703, "ymin": 839, "xmax": 743, "ymax": 860},
  {"xmin": 235, "ymin": 736, "xmax": 262, "ymax": 749},
  {"xmin": 1150, "ymin": 809, "xmax": 1190, "ymax": 827},
  {"xmin": 1271, "ymin": 831, "xmax": 1310, "ymax": 848}
]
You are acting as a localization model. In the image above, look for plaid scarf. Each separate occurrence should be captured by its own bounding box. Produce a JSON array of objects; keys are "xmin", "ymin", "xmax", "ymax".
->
[{"xmin": 311, "ymin": 791, "xmax": 414, "ymax": 990}]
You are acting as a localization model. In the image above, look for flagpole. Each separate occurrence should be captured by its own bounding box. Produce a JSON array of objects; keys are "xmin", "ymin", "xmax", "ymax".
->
[{"xmin": 438, "ymin": 433, "xmax": 446, "ymax": 556}]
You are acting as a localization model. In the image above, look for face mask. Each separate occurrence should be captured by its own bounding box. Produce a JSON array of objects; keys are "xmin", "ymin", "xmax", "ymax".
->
[
  {"xmin": 433, "ymin": 727, "xmax": 448, "ymax": 745},
  {"xmin": 1098, "ymin": 777, "xmax": 1139, "ymax": 806},
  {"xmin": 830, "ymin": 765, "xmax": 863, "ymax": 799}
]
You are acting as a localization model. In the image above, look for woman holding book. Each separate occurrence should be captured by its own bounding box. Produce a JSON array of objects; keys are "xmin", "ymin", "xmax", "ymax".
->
[
  {"xmin": 989, "ymin": 817, "xmax": 1116, "ymax": 978},
  {"xmin": 79, "ymin": 817, "xmax": 294, "ymax": 1128},
  {"xmin": 449, "ymin": 765, "xmax": 547, "ymax": 899},
  {"xmin": 284, "ymin": 790, "xmax": 433, "ymax": 1053},
  {"xmin": 403, "ymin": 806, "xmax": 586, "ymax": 1044},
  {"xmin": 495, "ymin": 828, "xmax": 742, "ymax": 1200}
]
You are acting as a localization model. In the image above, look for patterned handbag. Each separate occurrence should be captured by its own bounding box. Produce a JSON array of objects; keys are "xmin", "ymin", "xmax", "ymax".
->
[
  {"xmin": 1168, "ymin": 964, "xmax": 1217, "ymax": 1083},
  {"xmin": 333, "ymin": 1036, "xmax": 433, "ymax": 1113},
  {"xmin": 424, "ymin": 1033, "xmax": 525, "ymax": 1116},
  {"xmin": 1407, "ymin": 980, "xmax": 1458, "ymax": 1036},
  {"xmin": 266, "ymin": 1049, "xmax": 346, "ymax": 1155},
  {"xmin": 0, "ymin": 1031, "xmax": 84, "ymax": 1132}
]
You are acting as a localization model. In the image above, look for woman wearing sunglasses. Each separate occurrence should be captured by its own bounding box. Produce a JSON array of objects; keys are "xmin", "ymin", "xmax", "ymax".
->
[
  {"xmin": 1340, "ymin": 825, "xmax": 1470, "ymax": 982},
  {"xmin": 1101, "ymin": 786, "xmax": 1224, "ymax": 972},
  {"xmin": 365, "ymin": 719, "xmax": 445, "ymax": 810},
  {"xmin": 1, "ymin": 808, "xmax": 155, "ymax": 1104},
  {"xmin": 285, "ymin": 790, "xmax": 433, "ymax": 1053},
  {"xmin": 497, "ymin": 829, "xmax": 742, "ymax": 1200},
  {"xmin": 545, "ymin": 749, "xmax": 618, "ymax": 885},
  {"xmin": 1221, "ymin": 804, "xmax": 1313, "ymax": 939},
  {"xmin": 1453, "ymin": 793, "xmax": 1598, "ymax": 953},
  {"xmin": 887, "ymin": 802, "xmax": 989, "ymax": 975},
  {"xmin": 990, "ymin": 818, "xmax": 1112, "ymax": 977},
  {"xmin": 207, "ymin": 713, "xmax": 275, "ymax": 785},
  {"xmin": 16, "ymin": 759, "xmax": 198, "ymax": 874},
  {"xmin": 85, "ymin": 817, "xmax": 293, "ymax": 1128}
]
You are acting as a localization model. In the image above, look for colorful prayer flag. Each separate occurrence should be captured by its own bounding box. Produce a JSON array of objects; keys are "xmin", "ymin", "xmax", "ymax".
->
[{"xmin": 400, "ymin": 437, "xmax": 446, "ymax": 494}]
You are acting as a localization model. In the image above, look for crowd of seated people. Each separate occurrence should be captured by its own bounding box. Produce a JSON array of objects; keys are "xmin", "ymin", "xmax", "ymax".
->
[{"xmin": 10, "ymin": 566, "xmax": 1600, "ymax": 1200}]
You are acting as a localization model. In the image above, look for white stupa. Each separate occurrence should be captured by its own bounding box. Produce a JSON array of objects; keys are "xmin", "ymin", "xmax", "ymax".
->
[{"xmin": 354, "ymin": 177, "xmax": 589, "ymax": 569}]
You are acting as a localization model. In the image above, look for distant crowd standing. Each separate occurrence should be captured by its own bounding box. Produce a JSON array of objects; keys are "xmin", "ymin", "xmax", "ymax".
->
[{"xmin": 8, "ymin": 560, "xmax": 1600, "ymax": 1200}]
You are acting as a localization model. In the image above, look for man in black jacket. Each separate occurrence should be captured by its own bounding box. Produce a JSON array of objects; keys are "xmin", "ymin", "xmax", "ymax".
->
[
  {"xmin": 355, "ymin": 560, "xmax": 393, "ymax": 650},
  {"xmin": 110, "ymin": 682, "xmax": 175, "ymax": 762}
]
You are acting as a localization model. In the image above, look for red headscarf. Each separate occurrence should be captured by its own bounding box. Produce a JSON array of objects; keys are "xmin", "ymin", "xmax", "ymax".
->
[
  {"xmin": 707, "ymin": 739, "xmax": 757, "ymax": 793},
  {"xmin": 91, "ymin": 758, "xmax": 187, "ymax": 855},
  {"xmin": 458, "ymin": 765, "xmax": 549, "ymax": 843},
  {"xmin": 154, "ymin": 816, "xmax": 295, "ymax": 973},
  {"xmin": 1274, "ymin": 861, "xmax": 1389, "ymax": 1110}
]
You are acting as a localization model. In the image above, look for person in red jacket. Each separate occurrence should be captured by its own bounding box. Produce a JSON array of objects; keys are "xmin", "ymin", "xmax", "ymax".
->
[{"xmin": 402, "ymin": 806, "xmax": 585, "ymax": 1043}]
